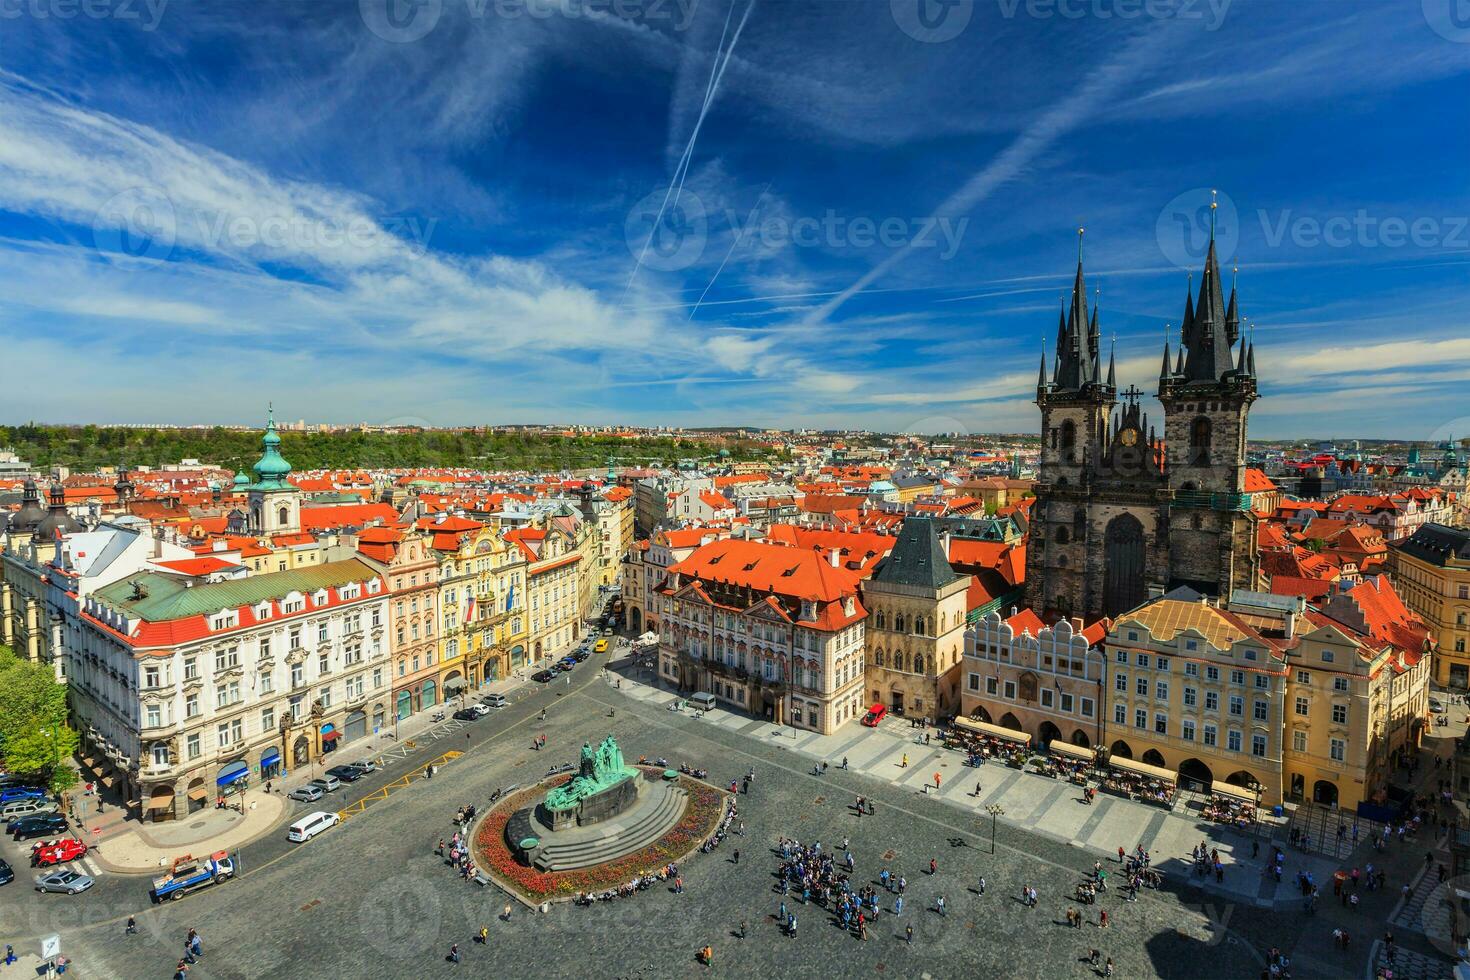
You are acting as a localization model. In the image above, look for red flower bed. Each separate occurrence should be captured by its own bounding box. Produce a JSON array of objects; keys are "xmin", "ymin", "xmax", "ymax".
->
[{"xmin": 472, "ymin": 769, "xmax": 727, "ymax": 900}]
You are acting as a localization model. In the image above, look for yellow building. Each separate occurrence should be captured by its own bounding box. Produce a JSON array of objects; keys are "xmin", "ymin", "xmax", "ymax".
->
[
  {"xmin": 1391, "ymin": 523, "xmax": 1470, "ymax": 689},
  {"xmin": 435, "ymin": 521, "xmax": 528, "ymax": 700}
]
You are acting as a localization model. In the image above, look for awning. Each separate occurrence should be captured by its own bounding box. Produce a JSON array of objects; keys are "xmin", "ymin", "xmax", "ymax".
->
[
  {"xmin": 321, "ymin": 731, "xmax": 341, "ymax": 742},
  {"xmin": 1108, "ymin": 756, "xmax": 1177, "ymax": 785},
  {"xmin": 147, "ymin": 796, "xmax": 174, "ymax": 810},
  {"xmin": 444, "ymin": 677, "xmax": 467, "ymax": 691},
  {"xmin": 187, "ymin": 787, "xmax": 210, "ymax": 801},
  {"xmin": 216, "ymin": 762, "xmax": 249, "ymax": 786},
  {"xmin": 1210, "ymin": 781, "xmax": 1259, "ymax": 804},
  {"xmin": 260, "ymin": 748, "xmax": 280, "ymax": 768},
  {"xmin": 953, "ymin": 716, "xmax": 1032, "ymax": 747},
  {"xmin": 1049, "ymin": 741, "xmax": 1095, "ymax": 763}
]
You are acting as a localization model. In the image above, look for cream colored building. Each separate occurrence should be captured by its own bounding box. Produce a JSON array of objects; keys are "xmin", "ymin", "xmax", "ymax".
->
[
  {"xmin": 862, "ymin": 518, "xmax": 971, "ymax": 723},
  {"xmin": 1391, "ymin": 523, "xmax": 1470, "ymax": 689}
]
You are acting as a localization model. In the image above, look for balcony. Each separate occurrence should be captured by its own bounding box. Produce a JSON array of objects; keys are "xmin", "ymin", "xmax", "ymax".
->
[{"xmin": 1170, "ymin": 491, "xmax": 1251, "ymax": 512}]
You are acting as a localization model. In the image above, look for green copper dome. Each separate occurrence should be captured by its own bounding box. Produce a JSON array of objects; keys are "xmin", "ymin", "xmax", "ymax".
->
[
  {"xmin": 251, "ymin": 410, "xmax": 295, "ymax": 488},
  {"xmin": 232, "ymin": 470, "xmax": 251, "ymax": 488}
]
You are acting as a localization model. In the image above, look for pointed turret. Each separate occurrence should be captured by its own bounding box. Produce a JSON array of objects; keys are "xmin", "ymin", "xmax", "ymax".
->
[
  {"xmin": 1052, "ymin": 231, "xmax": 1104, "ymax": 392},
  {"xmin": 1246, "ymin": 342, "xmax": 1256, "ymax": 377},
  {"xmin": 1106, "ymin": 340, "xmax": 1116, "ymax": 388},
  {"xmin": 1159, "ymin": 340, "xmax": 1172, "ymax": 382},
  {"xmin": 1225, "ymin": 266, "xmax": 1240, "ymax": 346},
  {"xmin": 1036, "ymin": 343, "xmax": 1049, "ymax": 395},
  {"xmin": 1174, "ymin": 345, "xmax": 1185, "ymax": 376},
  {"xmin": 1236, "ymin": 337, "xmax": 1248, "ymax": 375}
]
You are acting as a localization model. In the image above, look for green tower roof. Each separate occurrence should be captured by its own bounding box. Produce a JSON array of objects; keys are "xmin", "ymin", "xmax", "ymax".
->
[{"xmin": 251, "ymin": 409, "xmax": 295, "ymax": 489}]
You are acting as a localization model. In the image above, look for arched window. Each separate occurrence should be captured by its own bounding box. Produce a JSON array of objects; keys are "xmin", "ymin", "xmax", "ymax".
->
[
  {"xmin": 913, "ymin": 653, "xmax": 925, "ymax": 674},
  {"xmin": 893, "ymin": 652, "xmax": 905, "ymax": 672},
  {"xmin": 874, "ymin": 649, "xmax": 884, "ymax": 668},
  {"xmin": 1056, "ymin": 526, "xmax": 1070, "ymax": 544},
  {"xmin": 1073, "ymin": 507, "xmax": 1087, "ymax": 538},
  {"xmin": 1060, "ymin": 419, "xmax": 1076, "ymax": 450},
  {"xmin": 894, "ymin": 614, "xmax": 906, "ymax": 633},
  {"xmin": 915, "ymin": 616, "xmax": 926, "ymax": 636},
  {"xmin": 278, "ymin": 505, "xmax": 290, "ymax": 526},
  {"xmin": 875, "ymin": 610, "xmax": 886, "ymax": 630},
  {"xmin": 1190, "ymin": 416, "xmax": 1212, "ymax": 466}
]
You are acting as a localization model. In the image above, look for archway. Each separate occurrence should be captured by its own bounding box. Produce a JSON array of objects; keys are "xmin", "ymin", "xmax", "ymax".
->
[
  {"xmin": 147, "ymin": 784, "xmax": 176, "ymax": 822},
  {"xmin": 443, "ymin": 671, "xmax": 466, "ymax": 702},
  {"xmin": 292, "ymin": 735, "xmax": 310, "ymax": 766},
  {"xmin": 1178, "ymin": 758, "xmax": 1214, "ymax": 792},
  {"xmin": 510, "ymin": 644, "xmax": 526, "ymax": 668},
  {"xmin": 972, "ymin": 705, "xmax": 993, "ymax": 724},
  {"xmin": 1313, "ymin": 780, "xmax": 1339, "ymax": 807},
  {"xmin": 1038, "ymin": 721, "xmax": 1062, "ymax": 747},
  {"xmin": 186, "ymin": 776, "xmax": 208, "ymax": 814},
  {"xmin": 1109, "ymin": 739, "xmax": 1133, "ymax": 760},
  {"xmin": 630, "ymin": 607, "xmax": 642, "ymax": 633},
  {"xmin": 343, "ymin": 709, "xmax": 367, "ymax": 743},
  {"xmin": 483, "ymin": 656, "xmax": 499, "ymax": 684},
  {"xmin": 1103, "ymin": 514, "xmax": 1147, "ymax": 616},
  {"xmin": 421, "ymin": 678, "xmax": 438, "ymax": 708},
  {"xmin": 396, "ymin": 690, "xmax": 413, "ymax": 721},
  {"xmin": 534, "ymin": 640, "xmax": 543, "ymax": 660},
  {"xmin": 371, "ymin": 705, "xmax": 385, "ymax": 732},
  {"xmin": 1000, "ymin": 712, "xmax": 1023, "ymax": 732},
  {"xmin": 1224, "ymin": 770, "xmax": 1260, "ymax": 790},
  {"xmin": 1141, "ymin": 749, "xmax": 1167, "ymax": 768},
  {"xmin": 1070, "ymin": 729, "xmax": 1090, "ymax": 748}
]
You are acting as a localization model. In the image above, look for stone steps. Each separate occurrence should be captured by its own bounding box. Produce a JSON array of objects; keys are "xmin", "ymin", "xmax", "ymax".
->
[{"xmin": 534, "ymin": 784, "xmax": 689, "ymax": 872}]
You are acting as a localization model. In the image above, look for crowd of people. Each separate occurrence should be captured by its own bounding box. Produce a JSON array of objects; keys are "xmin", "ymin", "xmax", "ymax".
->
[
  {"xmin": 1202, "ymin": 796, "xmax": 1257, "ymax": 827},
  {"xmin": 1099, "ymin": 769, "xmax": 1175, "ymax": 806}
]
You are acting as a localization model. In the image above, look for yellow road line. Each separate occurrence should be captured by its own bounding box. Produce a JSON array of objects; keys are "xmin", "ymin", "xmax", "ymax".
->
[{"xmin": 337, "ymin": 750, "xmax": 463, "ymax": 822}]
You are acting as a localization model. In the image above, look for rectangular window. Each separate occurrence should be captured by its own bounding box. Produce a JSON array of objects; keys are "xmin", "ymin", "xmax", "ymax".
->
[
  {"xmin": 1185, "ymin": 640, "xmax": 1198, "ymax": 651},
  {"xmin": 1182, "ymin": 719, "xmax": 1196, "ymax": 741},
  {"xmin": 1227, "ymin": 729, "xmax": 1242, "ymax": 752},
  {"xmin": 260, "ymin": 636, "xmax": 271, "ymax": 660},
  {"xmin": 1230, "ymin": 670, "xmax": 1244, "ymax": 686},
  {"xmin": 1115, "ymin": 672, "xmax": 1127, "ymax": 692},
  {"xmin": 318, "ymin": 623, "xmax": 329, "ymax": 644},
  {"xmin": 1154, "ymin": 713, "xmax": 1167, "ymax": 735},
  {"xmin": 968, "ymin": 673, "xmax": 979, "ymax": 691},
  {"xmin": 1183, "ymin": 686, "xmax": 1197, "ymax": 707},
  {"xmin": 185, "ymin": 693, "xmax": 199, "ymax": 718},
  {"xmin": 1253, "ymin": 700, "xmax": 1268, "ymax": 722},
  {"xmin": 1229, "ymin": 695, "xmax": 1243, "ymax": 716},
  {"xmin": 985, "ymin": 676, "xmax": 998, "ymax": 695},
  {"xmin": 1156, "ymin": 658, "xmax": 1169, "ymax": 673},
  {"xmin": 1292, "ymin": 729, "xmax": 1307, "ymax": 752},
  {"xmin": 1330, "ymin": 738, "xmax": 1345, "ymax": 762},
  {"xmin": 1134, "ymin": 708, "xmax": 1147, "ymax": 729},
  {"xmin": 1080, "ymin": 697, "xmax": 1094, "ymax": 718},
  {"xmin": 183, "ymin": 656, "xmax": 197, "ymax": 680},
  {"xmin": 1003, "ymin": 680, "xmax": 1016, "ymax": 700},
  {"xmin": 319, "ymin": 686, "xmax": 332, "ymax": 709},
  {"xmin": 1295, "ymin": 696, "xmax": 1309, "ymax": 716},
  {"xmin": 262, "ymin": 706, "xmax": 275, "ymax": 732},
  {"xmin": 1114, "ymin": 703, "xmax": 1126, "ymax": 725},
  {"xmin": 1320, "ymin": 650, "xmax": 1334, "ymax": 663},
  {"xmin": 1296, "ymin": 669, "xmax": 1310, "ymax": 684},
  {"xmin": 1205, "ymin": 691, "xmax": 1219, "ymax": 711},
  {"xmin": 1332, "ymin": 703, "xmax": 1347, "ymax": 725},
  {"xmin": 217, "ymin": 722, "xmax": 232, "ymax": 748},
  {"xmin": 1156, "ymin": 681, "xmax": 1168, "ymax": 701},
  {"xmin": 1060, "ymin": 693, "xmax": 1074, "ymax": 713},
  {"xmin": 187, "ymin": 733, "xmax": 201, "ymax": 759},
  {"xmin": 1252, "ymin": 734, "xmax": 1267, "ymax": 757},
  {"xmin": 1203, "ymin": 724, "xmax": 1217, "ymax": 747},
  {"xmin": 1040, "ymin": 688, "xmax": 1054, "ymax": 709},
  {"xmin": 1185, "ymin": 663, "xmax": 1198, "ymax": 677},
  {"xmin": 1255, "ymin": 675, "xmax": 1269, "ymax": 689},
  {"xmin": 1136, "ymin": 677, "xmax": 1148, "ymax": 696},
  {"xmin": 1115, "ymin": 650, "xmax": 1127, "ymax": 663},
  {"xmin": 143, "ymin": 665, "xmax": 161, "ymax": 688},
  {"xmin": 318, "ymin": 654, "xmax": 330, "ymax": 675},
  {"xmin": 1136, "ymin": 653, "xmax": 1149, "ymax": 668},
  {"xmin": 259, "ymin": 671, "xmax": 274, "ymax": 694},
  {"xmin": 1333, "ymin": 677, "xmax": 1349, "ymax": 692},
  {"xmin": 146, "ymin": 704, "xmax": 161, "ymax": 728},
  {"xmin": 1205, "ymin": 666, "xmax": 1219, "ymax": 681}
]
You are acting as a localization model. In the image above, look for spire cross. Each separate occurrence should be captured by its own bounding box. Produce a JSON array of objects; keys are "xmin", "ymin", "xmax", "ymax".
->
[
  {"xmin": 1209, "ymin": 189, "xmax": 1218, "ymax": 242},
  {"xmin": 1121, "ymin": 384, "xmax": 1144, "ymax": 404}
]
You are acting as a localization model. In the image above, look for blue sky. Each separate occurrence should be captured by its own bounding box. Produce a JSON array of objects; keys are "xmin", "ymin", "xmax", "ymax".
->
[{"xmin": 0, "ymin": 0, "xmax": 1466, "ymax": 439}]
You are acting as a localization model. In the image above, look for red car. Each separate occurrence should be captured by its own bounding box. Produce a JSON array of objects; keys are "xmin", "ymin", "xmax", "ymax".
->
[
  {"xmin": 32, "ymin": 838, "xmax": 88, "ymax": 867},
  {"xmin": 861, "ymin": 704, "xmax": 887, "ymax": 727}
]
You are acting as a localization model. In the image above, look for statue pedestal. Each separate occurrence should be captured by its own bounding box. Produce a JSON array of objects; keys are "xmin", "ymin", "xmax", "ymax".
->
[{"xmin": 542, "ymin": 776, "xmax": 638, "ymax": 831}]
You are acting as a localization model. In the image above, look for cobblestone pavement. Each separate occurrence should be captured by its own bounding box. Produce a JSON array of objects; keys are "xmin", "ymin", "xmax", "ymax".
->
[{"xmin": 0, "ymin": 665, "xmax": 1285, "ymax": 980}]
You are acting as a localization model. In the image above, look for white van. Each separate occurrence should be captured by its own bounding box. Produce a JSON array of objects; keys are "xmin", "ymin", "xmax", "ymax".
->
[
  {"xmin": 689, "ymin": 692, "xmax": 717, "ymax": 712},
  {"xmin": 287, "ymin": 811, "xmax": 340, "ymax": 843}
]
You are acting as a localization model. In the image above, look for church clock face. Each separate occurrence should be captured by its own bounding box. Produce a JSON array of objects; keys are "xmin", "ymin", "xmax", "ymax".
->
[{"xmin": 1120, "ymin": 427, "xmax": 1140, "ymax": 447}]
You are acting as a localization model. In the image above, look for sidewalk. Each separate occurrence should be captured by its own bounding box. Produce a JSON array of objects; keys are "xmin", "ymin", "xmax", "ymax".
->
[{"xmin": 82, "ymin": 668, "xmax": 547, "ymax": 875}]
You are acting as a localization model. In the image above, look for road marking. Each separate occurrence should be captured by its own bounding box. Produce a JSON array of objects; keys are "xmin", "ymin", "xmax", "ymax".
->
[{"xmin": 336, "ymin": 750, "xmax": 464, "ymax": 823}]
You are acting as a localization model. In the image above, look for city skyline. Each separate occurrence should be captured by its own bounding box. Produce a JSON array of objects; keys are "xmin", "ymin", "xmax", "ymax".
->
[{"xmin": 0, "ymin": 2, "xmax": 1465, "ymax": 439}]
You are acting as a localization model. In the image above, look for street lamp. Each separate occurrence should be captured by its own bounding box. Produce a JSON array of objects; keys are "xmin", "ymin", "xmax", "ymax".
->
[{"xmin": 985, "ymin": 804, "xmax": 1005, "ymax": 855}]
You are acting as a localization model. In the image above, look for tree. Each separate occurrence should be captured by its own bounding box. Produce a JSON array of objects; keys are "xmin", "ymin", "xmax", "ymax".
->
[{"xmin": 0, "ymin": 645, "xmax": 80, "ymax": 793}]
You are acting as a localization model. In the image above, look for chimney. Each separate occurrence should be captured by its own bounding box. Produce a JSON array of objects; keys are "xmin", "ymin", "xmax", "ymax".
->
[
  {"xmin": 939, "ymin": 531, "xmax": 951, "ymax": 559},
  {"xmin": 828, "ymin": 547, "xmax": 841, "ymax": 568}
]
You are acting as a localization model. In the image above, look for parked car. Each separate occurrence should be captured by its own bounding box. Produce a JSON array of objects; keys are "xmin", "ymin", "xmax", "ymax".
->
[
  {"xmin": 0, "ymin": 798, "xmax": 58, "ymax": 822},
  {"xmin": 308, "ymin": 776, "xmax": 341, "ymax": 794},
  {"xmin": 594, "ymin": 639, "xmax": 609, "ymax": 653},
  {"xmin": 12, "ymin": 814, "xmax": 68, "ymax": 841},
  {"xmin": 532, "ymin": 670, "xmax": 555, "ymax": 683},
  {"xmin": 32, "ymin": 838, "xmax": 88, "ymax": 867},
  {"xmin": 0, "ymin": 787, "xmax": 48, "ymax": 804},
  {"xmin": 452, "ymin": 708, "xmax": 480, "ymax": 722},
  {"xmin": 464, "ymin": 703, "xmax": 490, "ymax": 716},
  {"xmin": 1430, "ymin": 698, "xmax": 1446, "ymax": 714},
  {"xmin": 570, "ymin": 651, "xmax": 590, "ymax": 663},
  {"xmin": 481, "ymin": 693, "xmax": 507, "ymax": 709},
  {"xmin": 34, "ymin": 869, "xmax": 93, "ymax": 895},
  {"xmin": 0, "ymin": 859, "xmax": 12, "ymax": 886},
  {"xmin": 325, "ymin": 766, "xmax": 364, "ymax": 783},
  {"xmin": 287, "ymin": 811, "xmax": 339, "ymax": 843},
  {"xmin": 286, "ymin": 785, "xmax": 324, "ymax": 803},
  {"xmin": 861, "ymin": 704, "xmax": 888, "ymax": 727},
  {"xmin": 345, "ymin": 759, "xmax": 381, "ymax": 774}
]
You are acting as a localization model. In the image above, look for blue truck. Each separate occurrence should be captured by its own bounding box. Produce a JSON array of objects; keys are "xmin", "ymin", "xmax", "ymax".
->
[{"xmin": 150, "ymin": 850, "xmax": 235, "ymax": 902}]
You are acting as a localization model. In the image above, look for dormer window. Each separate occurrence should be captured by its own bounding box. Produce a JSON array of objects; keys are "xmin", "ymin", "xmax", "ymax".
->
[
  {"xmin": 255, "ymin": 603, "xmax": 272, "ymax": 620},
  {"xmin": 368, "ymin": 579, "xmax": 381, "ymax": 594},
  {"xmin": 312, "ymin": 589, "xmax": 329, "ymax": 606}
]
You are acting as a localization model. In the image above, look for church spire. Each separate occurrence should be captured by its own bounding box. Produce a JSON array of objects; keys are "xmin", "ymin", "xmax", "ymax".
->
[
  {"xmin": 1106, "ymin": 336, "xmax": 1117, "ymax": 387},
  {"xmin": 1225, "ymin": 265, "xmax": 1240, "ymax": 346},
  {"xmin": 1037, "ymin": 339, "xmax": 1049, "ymax": 394},
  {"xmin": 1181, "ymin": 197, "xmax": 1237, "ymax": 384},
  {"xmin": 1053, "ymin": 228, "xmax": 1101, "ymax": 391}
]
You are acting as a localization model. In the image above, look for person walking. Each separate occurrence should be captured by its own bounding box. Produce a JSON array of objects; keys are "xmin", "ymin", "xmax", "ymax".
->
[
  {"xmin": 733, "ymin": 849, "xmax": 740, "ymax": 865},
  {"xmin": 739, "ymin": 919, "xmax": 747, "ymax": 939},
  {"xmin": 901, "ymin": 753, "xmax": 908, "ymax": 768},
  {"xmin": 1104, "ymin": 957, "xmax": 1114, "ymax": 977},
  {"xmin": 448, "ymin": 943, "xmax": 461, "ymax": 964},
  {"xmin": 502, "ymin": 902, "xmax": 513, "ymax": 922},
  {"xmin": 476, "ymin": 926, "xmax": 488, "ymax": 945},
  {"xmin": 977, "ymin": 875, "xmax": 986, "ymax": 895},
  {"xmin": 125, "ymin": 915, "xmax": 137, "ymax": 936},
  {"xmin": 1100, "ymin": 909, "xmax": 1109, "ymax": 928},
  {"xmin": 895, "ymin": 895, "xmax": 904, "ymax": 916},
  {"xmin": 936, "ymin": 894, "xmax": 946, "ymax": 917},
  {"xmin": 929, "ymin": 857, "xmax": 937, "ymax": 876},
  {"xmin": 788, "ymin": 912, "xmax": 797, "ymax": 938}
]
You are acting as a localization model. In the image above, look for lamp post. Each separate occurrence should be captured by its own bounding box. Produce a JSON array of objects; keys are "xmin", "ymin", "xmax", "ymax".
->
[{"xmin": 985, "ymin": 803, "xmax": 1005, "ymax": 855}]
